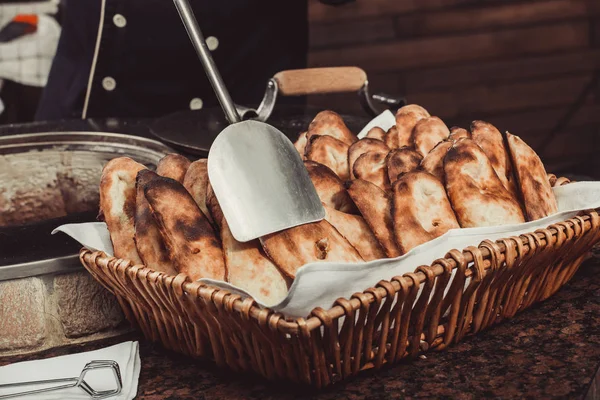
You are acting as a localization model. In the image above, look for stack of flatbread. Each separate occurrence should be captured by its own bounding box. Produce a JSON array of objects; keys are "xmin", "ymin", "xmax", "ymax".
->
[{"xmin": 98, "ymin": 104, "xmax": 559, "ymax": 305}]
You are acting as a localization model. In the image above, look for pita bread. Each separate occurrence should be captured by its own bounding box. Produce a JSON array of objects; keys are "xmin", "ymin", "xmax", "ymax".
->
[
  {"xmin": 366, "ymin": 126, "xmax": 386, "ymax": 141},
  {"xmin": 386, "ymin": 147, "xmax": 423, "ymax": 183},
  {"xmin": 294, "ymin": 132, "xmax": 308, "ymax": 158},
  {"xmin": 206, "ymin": 187, "xmax": 289, "ymax": 304},
  {"xmin": 307, "ymin": 110, "xmax": 358, "ymax": 146},
  {"xmin": 99, "ymin": 157, "xmax": 145, "ymax": 264},
  {"xmin": 420, "ymin": 141, "xmax": 452, "ymax": 182},
  {"xmin": 144, "ymin": 176, "xmax": 225, "ymax": 281},
  {"xmin": 388, "ymin": 112, "xmax": 423, "ymax": 149},
  {"xmin": 470, "ymin": 120, "xmax": 518, "ymax": 197},
  {"xmin": 353, "ymin": 151, "xmax": 390, "ymax": 191},
  {"xmin": 347, "ymin": 179, "xmax": 401, "ymax": 258},
  {"xmin": 396, "ymin": 104, "xmax": 430, "ymax": 118},
  {"xmin": 347, "ymin": 138, "xmax": 389, "ymax": 179},
  {"xmin": 444, "ymin": 139, "xmax": 525, "ymax": 228},
  {"xmin": 304, "ymin": 161, "xmax": 357, "ymax": 214},
  {"xmin": 506, "ymin": 132, "xmax": 558, "ymax": 221},
  {"xmin": 323, "ymin": 205, "xmax": 385, "ymax": 261},
  {"xmin": 305, "ymin": 135, "xmax": 351, "ymax": 180},
  {"xmin": 413, "ymin": 116, "xmax": 450, "ymax": 157},
  {"xmin": 449, "ymin": 127, "xmax": 470, "ymax": 142},
  {"xmin": 134, "ymin": 170, "xmax": 177, "ymax": 275},
  {"xmin": 261, "ymin": 220, "xmax": 363, "ymax": 279},
  {"xmin": 392, "ymin": 171, "xmax": 459, "ymax": 253},
  {"xmin": 182, "ymin": 159, "xmax": 213, "ymax": 225},
  {"xmin": 156, "ymin": 154, "xmax": 191, "ymax": 183}
]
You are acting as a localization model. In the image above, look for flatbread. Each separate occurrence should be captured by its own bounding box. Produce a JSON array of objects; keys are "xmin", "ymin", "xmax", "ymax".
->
[
  {"xmin": 386, "ymin": 147, "xmax": 423, "ymax": 183},
  {"xmin": 444, "ymin": 139, "xmax": 525, "ymax": 227},
  {"xmin": 352, "ymin": 151, "xmax": 390, "ymax": 191},
  {"xmin": 261, "ymin": 220, "xmax": 363, "ymax": 279},
  {"xmin": 506, "ymin": 132, "xmax": 558, "ymax": 221},
  {"xmin": 388, "ymin": 112, "xmax": 423, "ymax": 149},
  {"xmin": 182, "ymin": 159, "xmax": 213, "ymax": 225},
  {"xmin": 413, "ymin": 116, "xmax": 450, "ymax": 157},
  {"xmin": 420, "ymin": 141, "xmax": 452, "ymax": 182},
  {"xmin": 143, "ymin": 176, "xmax": 225, "ymax": 281},
  {"xmin": 392, "ymin": 171, "xmax": 459, "ymax": 254},
  {"xmin": 347, "ymin": 138, "xmax": 389, "ymax": 179},
  {"xmin": 396, "ymin": 104, "xmax": 430, "ymax": 118},
  {"xmin": 134, "ymin": 170, "xmax": 177, "ymax": 275},
  {"xmin": 206, "ymin": 187, "xmax": 289, "ymax": 304},
  {"xmin": 156, "ymin": 154, "xmax": 191, "ymax": 184},
  {"xmin": 307, "ymin": 110, "xmax": 358, "ymax": 146},
  {"xmin": 347, "ymin": 179, "xmax": 401, "ymax": 258},
  {"xmin": 99, "ymin": 157, "xmax": 146, "ymax": 264},
  {"xmin": 449, "ymin": 127, "xmax": 470, "ymax": 142},
  {"xmin": 304, "ymin": 161, "xmax": 357, "ymax": 214},
  {"xmin": 366, "ymin": 126, "xmax": 386, "ymax": 141},
  {"xmin": 470, "ymin": 120, "xmax": 518, "ymax": 197},
  {"xmin": 294, "ymin": 131, "xmax": 308, "ymax": 158},
  {"xmin": 305, "ymin": 135, "xmax": 351, "ymax": 180},
  {"xmin": 323, "ymin": 205, "xmax": 385, "ymax": 261}
]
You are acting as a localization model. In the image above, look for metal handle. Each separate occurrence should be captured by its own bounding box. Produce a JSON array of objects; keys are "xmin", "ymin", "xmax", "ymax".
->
[
  {"xmin": 0, "ymin": 360, "xmax": 122, "ymax": 399},
  {"xmin": 173, "ymin": 0, "xmax": 241, "ymax": 124}
]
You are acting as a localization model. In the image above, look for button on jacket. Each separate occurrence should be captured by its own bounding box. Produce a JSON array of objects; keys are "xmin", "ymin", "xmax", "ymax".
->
[{"xmin": 35, "ymin": 0, "xmax": 309, "ymax": 120}]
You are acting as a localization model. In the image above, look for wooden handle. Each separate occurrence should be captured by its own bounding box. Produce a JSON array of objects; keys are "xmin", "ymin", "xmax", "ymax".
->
[{"xmin": 273, "ymin": 67, "xmax": 367, "ymax": 96}]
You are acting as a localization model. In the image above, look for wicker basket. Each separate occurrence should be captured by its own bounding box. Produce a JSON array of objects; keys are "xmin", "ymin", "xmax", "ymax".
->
[{"xmin": 79, "ymin": 187, "xmax": 600, "ymax": 388}]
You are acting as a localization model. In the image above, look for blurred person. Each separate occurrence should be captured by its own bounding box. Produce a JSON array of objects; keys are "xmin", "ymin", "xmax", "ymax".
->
[{"xmin": 35, "ymin": 0, "xmax": 352, "ymax": 121}]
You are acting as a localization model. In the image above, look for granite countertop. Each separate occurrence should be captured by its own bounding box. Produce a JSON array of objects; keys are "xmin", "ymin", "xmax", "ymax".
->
[{"xmin": 2, "ymin": 257, "xmax": 599, "ymax": 399}]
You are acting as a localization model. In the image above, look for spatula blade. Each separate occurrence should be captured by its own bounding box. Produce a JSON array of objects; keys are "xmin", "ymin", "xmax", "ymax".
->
[{"xmin": 207, "ymin": 120, "xmax": 325, "ymax": 242}]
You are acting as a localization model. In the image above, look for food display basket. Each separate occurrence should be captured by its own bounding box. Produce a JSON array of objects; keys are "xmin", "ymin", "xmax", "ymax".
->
[{"xmin": 79, "ymin": 179, "xmax": 600, "ymax": 388}]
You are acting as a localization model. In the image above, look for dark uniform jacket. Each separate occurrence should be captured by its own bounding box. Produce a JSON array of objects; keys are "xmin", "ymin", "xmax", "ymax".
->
[{"xmin": 35, "ymin": 0, "xmax": 311, "ymax": 120}]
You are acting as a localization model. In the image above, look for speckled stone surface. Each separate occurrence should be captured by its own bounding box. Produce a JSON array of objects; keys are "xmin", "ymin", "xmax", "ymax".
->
[{"xmin": 2, "ymin": 259, "xmax": 599, "ymax": 399}]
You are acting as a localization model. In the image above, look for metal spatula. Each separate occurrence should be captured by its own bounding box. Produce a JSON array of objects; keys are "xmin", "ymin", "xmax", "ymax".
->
[{"xmin": 173, "ymin": 0, "xmax": 325, "ymax": 242}]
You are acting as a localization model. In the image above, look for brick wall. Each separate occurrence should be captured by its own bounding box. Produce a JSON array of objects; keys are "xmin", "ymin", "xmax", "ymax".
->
[{"xmin": 308, "ymin": 0, "xmax": 600, "ymax": 177}]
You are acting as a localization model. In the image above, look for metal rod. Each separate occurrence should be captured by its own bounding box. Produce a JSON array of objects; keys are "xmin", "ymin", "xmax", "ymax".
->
[{"xmin": 173, "ymin": 0, "xmax": 241, "ymax": 124}]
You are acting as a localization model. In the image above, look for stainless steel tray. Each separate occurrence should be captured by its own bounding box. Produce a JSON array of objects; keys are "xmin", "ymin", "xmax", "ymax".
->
[{"xmin": 0, "ymin": 131, "xmax": 174, "ymax": 280}]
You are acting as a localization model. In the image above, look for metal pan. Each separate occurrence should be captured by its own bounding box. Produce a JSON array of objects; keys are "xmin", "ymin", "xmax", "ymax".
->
[
  {"xmin": 0, "ymin": 132, "xmax": 173, "ymax": 279},
  {"xmin": 150, "ymin": 105, "xmax": 372, "ymax": 156}
]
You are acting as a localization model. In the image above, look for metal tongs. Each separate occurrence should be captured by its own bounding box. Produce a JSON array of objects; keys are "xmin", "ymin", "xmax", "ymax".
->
[{"xmin": 0, "ymin": 360, "xmax": 122, "ymax": 399}]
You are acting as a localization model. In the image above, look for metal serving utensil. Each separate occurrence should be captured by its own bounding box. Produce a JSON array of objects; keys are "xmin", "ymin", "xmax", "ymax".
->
[
  {"xmin": 0, "ymin": 360, "xmax": 122, "ymax": 399},
  {"xmin": 173, "ymin": 0, "xmax": 325, "ymax": 242}
]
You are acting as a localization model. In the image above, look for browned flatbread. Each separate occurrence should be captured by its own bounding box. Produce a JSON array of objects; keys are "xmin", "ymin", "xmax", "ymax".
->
[
  {"xmin": 206, "ymin": 187, "xmax": 289, "ymax": 304},
  {"xmin": 182, "ymin": 159, "xmax": 213, "ymax": 225},
  {"xmin": 366, "ymin": 126, "xmax": 386, "ymax": 141},
  {"xmin": 99, "ymin": 157, "xmax": 146, "ymax": 264},
  {"xmin": 396, "ymin": 104, "xmax": 430, "ymax": 118},
  {"xmin": 347, "ymin": 138, "xmax": 389, "ymax": 179},
  {"xmin": 261, "ymin": 220, "xmax": 363, "ymax": 279},
  {"xmin": 470, "ymin": 120, "xmax": 518, "ymax": 197},
  {"xmin": 353, "ymin": 151, "xmax": 390, "ymax": 191},
  {"xmin": 506, "ymin": 132, "xmax": 558, "ymax": 221},
  {"xmin": 304, "ymin": 161, "xmax": 357, "ymax": 214},
  {"xmin": 391, "ymin": 171, "xmax": 459, "ymax": 254},
  {"xmin": 449, "ymin": 127, "xmax": 470, "ymax": 142},
  {"xmin": 143, "ymin": 176, "xmax": 225, "ymax": 281},
  {"xmin": 347, "ymin": 179, "xmax": 401, "ymax": 258},
  {"xmin": 386, "ymin": 147, "xmax": 423, "ymax": 183},
  {"xmin": 307, "ymin": 110, "xmax": 358, "ymax": 146},
  {"xmin": 294, "ymin": 132, "xmax": 308, "ymax": 158},
  {"xmin": 305, "ymin": 135, "xmax": 351, "ymax": 180},
  {"xmin": 323, "ymin": 204, "xmax": 385, "ymax": 261},
  {"xmin": 420, "ymin": 141, "xmax": 452, "ymax": 182},
  {"xmin": 134, "ymin": 170, "xmax": 177, "ymax": 275},
  {"xmin": 444, "ymin": 139, "xmax": 525, "ymax": 227},
  {"xmin": 413, "ymin": 116, "xmax": 450, "ymax": 157},
  {"xmin": 388, "ymin": 112, "xmax": 423, "ymax": 149},
  {"xmin": 156, "ymin": 154, "xmax": 191, "ymax": 184}
]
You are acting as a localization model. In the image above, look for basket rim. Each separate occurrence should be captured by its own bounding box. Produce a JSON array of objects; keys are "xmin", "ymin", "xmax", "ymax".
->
[{"xmin": 79, "ymin": 207, "xmax": 600, "ymax": 336}]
